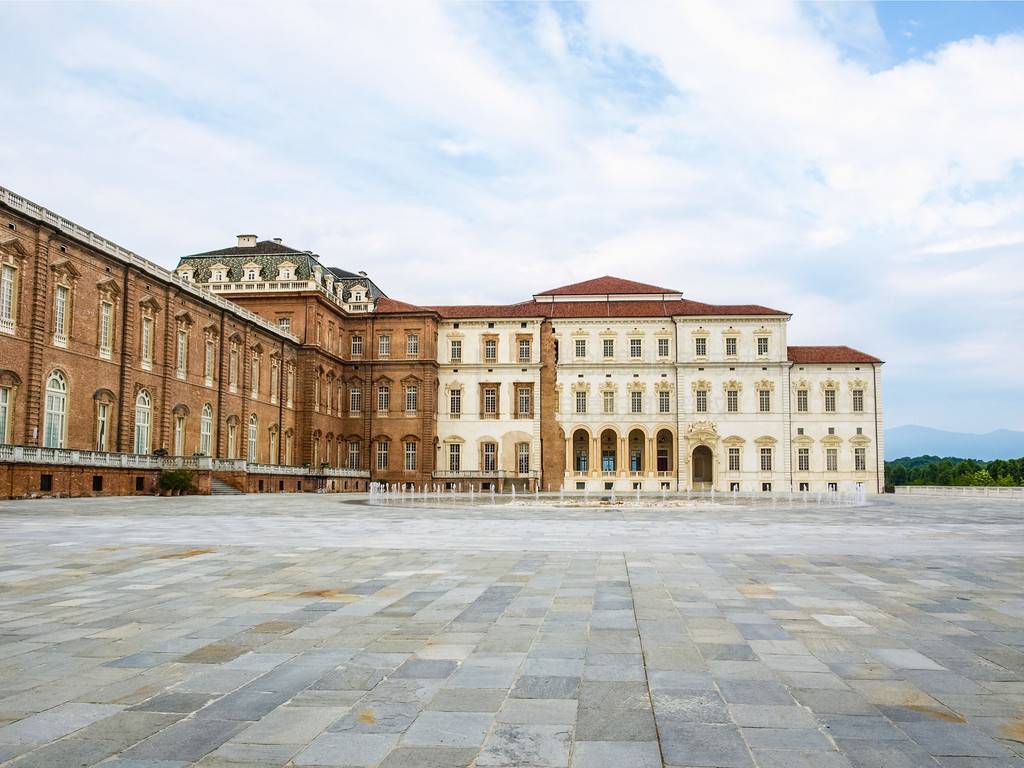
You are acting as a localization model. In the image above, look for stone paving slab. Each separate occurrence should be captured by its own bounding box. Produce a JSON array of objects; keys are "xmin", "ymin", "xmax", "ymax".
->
[{"xmin": 0, "ymin": 494, "xmax": 1022, "ymax": 766}]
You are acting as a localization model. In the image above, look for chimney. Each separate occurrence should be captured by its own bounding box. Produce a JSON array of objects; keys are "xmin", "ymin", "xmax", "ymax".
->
[
  {"xmin": 236, "ymin": 234, "xmax": 258, "ymax": 248},
  {"xmin": 272, "ymin": 237, "xmax": 282, "ymax": 244},
  {"xmin": 359, "ymin": 270, "xmax": 367, "ymax": 277}
]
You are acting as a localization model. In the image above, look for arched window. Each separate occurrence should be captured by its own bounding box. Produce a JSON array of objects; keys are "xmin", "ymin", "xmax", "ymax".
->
[
  {"xmin": 248, "ymin": 413, "xmax": 258, "ymax": 461},
  {"xmin": 200, "ymin": 404, "xmax": 213, "ymax": 455},
  {"xmin": 134, "ymin": 390, "xmax": 151, "ymax": 453},
  {"xmin": 43, "ymin": 371, "xmax": 67, "ymax": 448}
]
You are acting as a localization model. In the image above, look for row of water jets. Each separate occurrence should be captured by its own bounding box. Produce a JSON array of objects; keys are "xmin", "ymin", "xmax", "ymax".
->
[{"xmin": 367, "ymin": 482, "xmax": 868, "ymax": 508}]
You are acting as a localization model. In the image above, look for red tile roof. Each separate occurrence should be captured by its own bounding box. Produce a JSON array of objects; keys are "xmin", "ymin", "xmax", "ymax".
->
[
  {"xmin": 788, "ymin": 346, "xmax": 883, "ymax": 364},
  {"xmin": 375, "ymin": 296, "xmax": 431, "ymax": 314},
  {"xmin": 426, "ymin": 303, "xmax": 546, "ymax": 319},
  {"xmin": 536, "ymin": 276, "xmax": 681, "ymax": 296}
]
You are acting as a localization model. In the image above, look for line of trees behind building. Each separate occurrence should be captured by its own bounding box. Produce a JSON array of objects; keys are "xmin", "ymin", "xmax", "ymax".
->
[{"xmin": 886, "ymin": 455, "xmax": 1023, "ymax": 487}]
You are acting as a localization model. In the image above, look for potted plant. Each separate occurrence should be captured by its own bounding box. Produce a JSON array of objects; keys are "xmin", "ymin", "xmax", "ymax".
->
[{"xmin": 158, "ymin": 469, "xmax": 197, "ymax": 496}]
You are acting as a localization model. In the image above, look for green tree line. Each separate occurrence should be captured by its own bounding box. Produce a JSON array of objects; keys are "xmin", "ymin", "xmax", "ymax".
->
[{"xmin": 886, "ymin": 455, "xmax": 1023, "ymax": 487}]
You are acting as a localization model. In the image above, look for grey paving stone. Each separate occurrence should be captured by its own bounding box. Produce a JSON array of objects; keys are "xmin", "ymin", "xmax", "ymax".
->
[
  {"xmin": 389, "ymin": 659, "xmax": 459, "ymax": 679},
  {"xmin": 899, "ymin": 721, "xmax": 1014, "ymax": 757},
  {"xmin": 570, "ymin": 740, "xmax": 662, "ymax": 768},
  {"xmin": 0, "ymin": 703, "xmax": 122, "ymax": 743},
  {"xmin": 741, "ymin": 726, "xmax": 834, "ymax": 750},
  {"xmin": 293, "ymin": 732, "xmax": 399, "ymax": 766},
  {"xmin": 427, "ymin": 687, "xmax": 508, "ymax": 712},
  {"xmin": 576, "ymin": 706, "xmax": 657, "ymax": 741},
  {"xmin": 121, "ymin": 718, "xmax": 249, "ymax": 762},
  {"xmin": 401, "ymin": 711, "xmax": 494, "ymax": 746},
  {"xmin": 234, "ymin": 705, "xmax": 346, "ymax": 744},
  {"xmin": 652, "ymin": 689, "xmax": 730, "ymax": 724},
  {"xmin": 377, "ymin": 746, "xmax": 479, "ymax": 768},
  {"xmin": 751, "ymin": 750, "xmax": 854, "ymax": 768},
  {"xmin": 329, "ymin": 702, "xmax": 422, "ymax": 733},
  {"xmin": 1, "ymin": 737, "xmax": 121, "ymax": 768},
  {"xmin": 477, "ymin": 723, "xmax": 572, "ymax": 767},
  {"xmin": 660, "ymin": 722, "xmax": 755, "ymax": 767},
  {"xmin": 511, "ymin": 675, "xmax": 581, "ymax": 699}
]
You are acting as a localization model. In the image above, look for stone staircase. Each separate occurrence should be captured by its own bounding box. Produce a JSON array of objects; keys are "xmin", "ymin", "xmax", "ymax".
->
[{"xmin": 210, "ymin": 477, "xmax": 244, "ymax": 495}]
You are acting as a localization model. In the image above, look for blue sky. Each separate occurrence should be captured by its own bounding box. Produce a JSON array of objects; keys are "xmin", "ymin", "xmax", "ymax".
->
[{"xmin": 2, "ymin": 1, "xmax": 1023, "ymax": 434}]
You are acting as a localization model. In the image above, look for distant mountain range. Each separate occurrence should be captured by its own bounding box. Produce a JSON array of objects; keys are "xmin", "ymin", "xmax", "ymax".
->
[{"xmin": 884, "ymin": 426, "xmax": 1024, "ymax": 461}]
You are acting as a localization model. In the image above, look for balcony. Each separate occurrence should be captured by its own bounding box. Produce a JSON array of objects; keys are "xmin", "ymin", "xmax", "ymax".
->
[
  {"xmin": 433, "ymin": 470, "xmax": 506, "ymax": 479},
  {"xmin": 0, "ymin": 317, "xmax": 13, "ymax": 334},
  {"xmin": 0, "ymin": 445, "xmax": 369, "ymax": 477},
  {"xmin": 53, "ymin": 332, "xmax": 68, "ymax": 348}
]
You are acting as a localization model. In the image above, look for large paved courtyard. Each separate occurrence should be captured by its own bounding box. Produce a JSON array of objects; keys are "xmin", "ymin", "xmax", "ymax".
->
[{"xmin": 0, "ymin": 494, "xmax": 1022, "ymax": 768}]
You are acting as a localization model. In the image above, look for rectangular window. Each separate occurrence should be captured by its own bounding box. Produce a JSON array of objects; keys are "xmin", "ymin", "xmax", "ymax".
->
[
  {"xmin": 450, "ymin": 388, "xmax": 462, "ymax": 416},
  {"xmin": 377, "ymin": 385, "xmax": 389, "ymax": 413},
  {"xmin": 483, "ymin": 442, "xmax": 496, "ymax": 472},
  {"xmin": 483, "ymin": 387, "xmax": 497, "ymax": 416},
  {"xmin": 757, "ymin": 336, "xmax": 769, "ymax": 355},
  {"xmin": 54, "ymin": 285, "xmax": 68, "ymax": 345},
  {"xmin": 694, "ymin": 337, "xmax": 706, "ymax": 357},
  {"xmin": 227, "ymin": 348, "xmax": 237, "ymax": 391},
  {"xmin": 517, "ymin": 387, "xmax": 531, "ymax": 418},
  {"xmin": 351, "ymin": 335, "xmax": 362, "ymax": 357},
  {"xmin": 825, "ymin": 389, "xmax": 836, "ymax": 412},
  {"xmin": 378, "ymin": 335, "xmax": 390, "ymax": 357},
  {"xmin": 96, "ymin": 402, "xmax": 108, "ymax": 451},
  {"xmin": 760, "ymin": 447, "xmax": 773, "ymax": 472},
  {"xmin": 517, "ymin": 442, "xmax": 530, "ymax": 474},
  {"xmin": 278, "ymin": 317, "xmax": 290, "ymax": 332},
  {"xmin": 631, "ymin": 390, "xmax": 643, "ymax": 414},
  {"xmin": 603, "ymin": 390, "xmax": 615, "ymax": 414},
  {"xmin": 658, "ymin": 338, "xmax": 670, "ymax": 357},
  {"xmin": 99, "ymin": 302, "xmax": 112, "ymax": 357},
  {"xmin": 405, "ymin": 441, "xmax": 417, "ymax": 471},
  {"xmin": 176, "ymin": 329, "xmax": 187, "ymax": 378},
  {"xmin": 759, "ymin": 389, "xmax": 771, "ymax": 413},
  {"xmin": 827, "ymin": 447, "xmax": 838, "ymax": 471},
  {"xmin": 855, "ymin": 447, "xmax": 866, "ymax": 471},
  {"xmin": 798, "ymin": 447, "xmax": 810, "ymax": 471},
  {"xmin": 0, "ymin": 386, "xmax": 9, "ymax": 443},
  {"xmin": 603, "ymin": 339, "xmax": 614, "ymax": 358},
  {"xmin": 451, "ymin": 339, "xmax": 462, "ymax": 361},
  {"xmin": 348, "ymin": 441, "xmax": 360, "ymax": 470},
  {"xmin": 575, "ymin": 339, "xmax": 586, "ymax": 358},
  {"xmin": 630, "ymin": 338, "xmax": 642, "ymax": 358},
  {"xmin": 484, "ymin": 339, "xmax": 496, "ymax": 360},
  {"xmin": 448, "ymin": 443, "xmax": 461, "ymax": 472},
  {"xmin": 204, "ymin": 340, "xmax": 214, "ymax": 382},
  {"xmin": 575, "ymin": 390, "xmax": 587, "ymax": 413},
  {"xmin": 659, "ymin": 390, "xmax": 671, "ymax": 414},
  {"xmin": 407, "ymin": 334, "xmax": 419, "ymax": 357},
  {"xmin": 728, "ymin": 447, "xmax": 740, "ymax": 471},
  {"xmin": 853, "ymin": 389, "xmax": 864, "ymax": 412},
  {"xmin": 725, "ymin": 337, "xmax": 737, "ymax": 356},
  {"xmin": 797, "ymin": 389, "xmax": 808, "ymax": 412},
  {"xmin": 519, "ymin": 338, "xmax": 531, "ymax": 362},
  {"xmin": 376, "ymin": 442, "xmax": 388, "ymax": 470},
  {"xmin": 0, "ymin": 264, "xmax": 15, "ymax": 331},
  {"xmin": 142, "ymin": 317, "xmax": 154, "ymax": 369},
  {"xmin": 695, "ymin": 390, "xmax": 707, "ymax": 413},
  {"xmin": 726, "ymin": 389, "xmax": 738, "ymax": 413},
  {"xmin": 406, "ymin": 385, "xmax": 418, "ymax": 414},
  {"xmin": 350, "ymin": 386, "xmax": 361, "ymax": 414}
]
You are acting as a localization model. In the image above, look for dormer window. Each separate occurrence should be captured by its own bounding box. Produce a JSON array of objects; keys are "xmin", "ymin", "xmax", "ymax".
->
[
  {"xmin": 177, "ymin": 268, "xmax": 192, "ymax": 282},
  {"xmin": 242, "ymin": 262, "xmax": 261, "ymax": 281},
  {"xmin": 276, "ymin": 261, "xmax": 297, "ymax": 281}
]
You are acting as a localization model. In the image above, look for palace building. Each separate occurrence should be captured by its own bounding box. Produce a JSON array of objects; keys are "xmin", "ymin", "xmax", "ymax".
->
[{"xmin": 0, "ymin": 185, "xmax": 884, "ymax": 497}]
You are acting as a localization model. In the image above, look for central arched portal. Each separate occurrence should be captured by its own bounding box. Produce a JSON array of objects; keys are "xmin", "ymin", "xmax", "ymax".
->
[{"xmin": 691, "ymin": 445, "xmax": 713, "ymax": 485}]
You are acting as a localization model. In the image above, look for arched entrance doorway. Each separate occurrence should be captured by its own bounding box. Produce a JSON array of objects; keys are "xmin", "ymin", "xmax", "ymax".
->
[
  {"xmin": 628, "ymin": 429, "xmax": 646, "ymax": 473},
  {"xmin": 600, "ymin": 429, "xmax": 618, "ymax": 474},
  {"xmin": 691, "ymin": 445, "xmax": 713, "ymax": 487},
  {"xmin": 656, "ymin": 429, "xmax": 674, "ymax": 474},
  {"xmin": 572, "ymin": 429, "xmax": 590, "ymax": 473}
]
